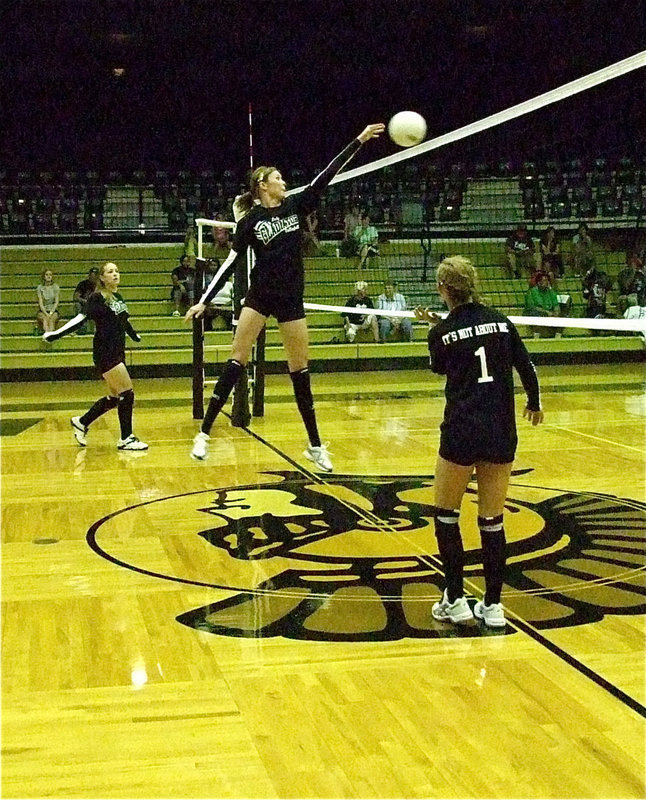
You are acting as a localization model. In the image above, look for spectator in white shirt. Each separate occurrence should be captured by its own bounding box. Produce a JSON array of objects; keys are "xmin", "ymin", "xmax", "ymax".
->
[
  {"xmin": 377, "ymin": 281, "xmax": 412, "ymax": 343},
  {"xmin": 203, "ymin": 277, "xmax": 234, "ymax": 331}
]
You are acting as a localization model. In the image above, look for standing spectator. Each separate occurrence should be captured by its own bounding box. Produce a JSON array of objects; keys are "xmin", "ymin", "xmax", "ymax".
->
[
  {"xmin": 582, "ymin": 265, "xmax": 612, "ymax": 318},
  {"xmin": 170, "ymin": 254, "xmax": 195, "ymax": 317},
  {"xmin": 183, "ymin": 224, "xmax": 197, "ymax": 264},
  {"xmin": 302, "ymin": 211, "xmax": 321, "ymax": 256},
  {"xmin": 571, "ymin": 222, "xmax": 595, "ymax": 276},
  {"xmin": 73, "ymin": 267, "xmax": 100, "ymax": 334},
  {"xmin": 616, "ymin": 252, "xmax": 646, "ymax": 315},
  {"xmin": 354, "ymin": 213, "xmax": 379, "ymax": 268},
  {"xmin": 377, "ymin": 280, "xmax": 413, "ymax": 342},
  {"xmin": 524, "ymin": 271, "xmax": 562, "ymax": 338},
  {"xmin": 505, "ymin": 224, "xmax": 536, "ymax": 278},
  {"xmin": 211, "ymin": 225, "xmax": 232, "ymax": 260},
  {"xmin": 539, "ymin": 226, "xmax": 563, "ymax": 278},
  {"xmin": 341, "ymin": 204, "xmax": 361, "ymax": 257},
  {"xmin": 36, "ymin": 269, "xmax": 60, "ymax": 333},
  {"xmin": 342, "ymin": 280, "xmax": 379, "ymax": 343}
]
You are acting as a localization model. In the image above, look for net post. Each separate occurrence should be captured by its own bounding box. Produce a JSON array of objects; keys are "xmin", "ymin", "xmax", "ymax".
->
[
  {"xmin": 192, "ymin": 253, "xmax": 205, "ymax": 420},
  {"xmin": 231, "ymin": 236, "xmax": 251, "ymax": 427}
]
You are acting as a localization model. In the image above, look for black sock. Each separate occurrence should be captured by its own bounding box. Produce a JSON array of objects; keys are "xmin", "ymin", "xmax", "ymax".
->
[
  {"xmin": 433, "ymin": 508, "xmax": 464, "ymax": 602},
  {"xmin": 79, "ymin": 395, "xmax": 119, "ymax": 428},
  {"xmin": 117, "ymin": 388, "xmax": 135, "ymax": 440},
  {"xmin": 289, "ymin": 368, "xmax": 321, "ymax": 447},
  {"xmin": 478, "ymin": 514, "xmax": 506, "ymax": 606},
  {"xmin": 202, "ymin": 359, "xmax": 243, "ymax": 434}
]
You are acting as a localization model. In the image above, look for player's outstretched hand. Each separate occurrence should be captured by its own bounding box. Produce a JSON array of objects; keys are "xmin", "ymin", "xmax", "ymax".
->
[
  {"xmin": 414, "ymin": 306, "xmax": 442, "ymax": 325},
  {"xmin": 357, "ymin": 123, "xmax": 386, "ymax": 143},
  {"xmin": 185, "ymin": 302, "xmax": 206, "ymax": 321},
  {"xmin": 42, "ymin": 331, "xmax": 54, "ymax": 343},
  {"xmin": 523, "ymin": 407, "xmax": 544, "ymax": 426}
]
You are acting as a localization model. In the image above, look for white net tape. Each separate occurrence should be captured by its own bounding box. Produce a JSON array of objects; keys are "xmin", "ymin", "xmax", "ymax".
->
[
  {"xmin": 328, "ymin": 51, "xmax": 646, "ymax": 186},
  {"xmin": 303, "ymin": 302, "xmax": 646, "ymax": 334}
]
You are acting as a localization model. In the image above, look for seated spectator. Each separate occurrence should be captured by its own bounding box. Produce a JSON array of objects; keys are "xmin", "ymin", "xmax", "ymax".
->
[
  {"xmin": 73, "ymin": 266, "xmax": 99, "ymax": 334},
  {"xmin": 571, "ymin": 222, "xmax": 595, "ymax": 276},
  {"xmin": 211, "ymin": 225, "xmax": 232, "ymax": 260},
  {"xmin": 342, "ymin": 280, "xmax": 379, "ymax": 343},
  {"xmin": 203, "ymin": 277, "xmax": 234, "ymax": 332},
  {"xmin": 524, "ymin": 271, "xmax": 561, "ymax": 338},
  {"xmin": 623, "ymin": 302, "xmax": 646, "ymax": 344},
  {"xmin": 616, "ymin": 252, "xmax": 646, "ymax": 315},
  {"xmin": 170, "ymin": 254, "xmax": 195, "ymax": 317},
  {"xmin": 341, "ymin": 204, "xmax": 361, "ymax": 257},
  {"xmin": 539, "ymin": 225, "xmax": 564, "ymax": 278},
  {"xmin": 582, "ymin": 265, "xmax": 612, "ymax": 318},
  {"xmin": 505, "ymin": 223, "xmax": 536, "ymax": 278},
  {"xmin": 353, "ymin": 214, "xmax": 379, "ymax": 268},
  {"xmin": 36, "ymin": 269, "xmax": 60, "ymax": 334},
  {"xmin": 377, "ymin": 281, "xmax": 413, "ymax": 342}
]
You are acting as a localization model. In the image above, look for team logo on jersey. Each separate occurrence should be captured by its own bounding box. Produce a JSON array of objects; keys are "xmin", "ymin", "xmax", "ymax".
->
[
  {"xmin": 87, "ymin": 471, "xmax": 646, "ymax": 641},
  {"xmin": 254, "ymin": 214, "xmax": 300, "ymax": 244},
  {"xmin": 106, "ymin": 296, "xmax": 128, "ymax": 315}
]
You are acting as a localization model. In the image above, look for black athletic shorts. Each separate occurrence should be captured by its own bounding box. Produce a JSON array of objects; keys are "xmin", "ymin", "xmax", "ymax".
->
[
  {"xmin": 244, "ymin": 285, "xmax": 305, "ymax": 323},
  {"xmin": 93, "ymin": 346, "xmax": 125, "ymax": 375},
  {"xmin": 439, "ymin": 429, "xmax": 517, "ymax": 467}
]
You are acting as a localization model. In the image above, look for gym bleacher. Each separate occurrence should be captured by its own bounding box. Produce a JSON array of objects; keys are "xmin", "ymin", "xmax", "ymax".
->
[{"xmin": 1, "ymin": 156, "xmax": 644, "ymax": 382}]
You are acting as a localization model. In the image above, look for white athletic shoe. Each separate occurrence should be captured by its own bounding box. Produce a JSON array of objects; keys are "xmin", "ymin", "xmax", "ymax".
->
[
  {"xmin": 304, "ymin": 443, "xmax": 333, "ymax": 472},
  {"xmin": 432, "ymin": 590, "xmax": 474, "ymax": 623},
  {"xmin": 117, "ymin": 434, "xmax": 149, "ymax": 451},
  {"xmin": 70, "ymin": 416, "xmax": 88, "ymax": 447},
  {"xmin": 191, "ymin": 431, "xmax": 210, "ymax": 460},
  {"xmin": 474, "ymin": 600, "xmax": 507, "ymax": 628}
]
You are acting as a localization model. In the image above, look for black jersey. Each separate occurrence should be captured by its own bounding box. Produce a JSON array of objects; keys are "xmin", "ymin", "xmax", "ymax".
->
[
  {"xmin": 46, "ymin": 291, "xmax": 140, "ymax": 373},
  {"xmin": 428, "ymin": 303, "xmax": 540, "ymax": 463},
  {"xmin": 200, "ymin": 138, "xmax": 363, "ymax": 307},
  {"xmin": 343, "ymin": 295, "xmax": 375, "ymax": 324}
]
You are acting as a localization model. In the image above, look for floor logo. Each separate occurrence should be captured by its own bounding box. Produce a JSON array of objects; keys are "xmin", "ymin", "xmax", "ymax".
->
[{"xmin": 87, "ymin": 471, "xmax": 646, "ymax": 640}]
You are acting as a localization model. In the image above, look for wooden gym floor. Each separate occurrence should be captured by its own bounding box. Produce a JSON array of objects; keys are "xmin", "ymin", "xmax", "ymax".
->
[{"xmin": 1, "ymin": 363, "xmax": 645, "ymax": 798}]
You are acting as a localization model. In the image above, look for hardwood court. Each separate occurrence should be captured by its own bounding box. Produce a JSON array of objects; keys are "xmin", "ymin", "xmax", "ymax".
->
[{"xmin": 2, "ymin": 364, "xmax": 645, "ymax": 798}]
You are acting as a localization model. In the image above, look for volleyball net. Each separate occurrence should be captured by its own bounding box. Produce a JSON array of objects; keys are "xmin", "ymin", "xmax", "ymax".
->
[{"xmin": 192, "ymin": 52, "xmax": 646, "ymax": 418}]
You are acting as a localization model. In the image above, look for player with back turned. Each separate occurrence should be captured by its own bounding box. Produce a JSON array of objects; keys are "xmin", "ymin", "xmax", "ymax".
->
[
  {"xmin": 415, "ymin": 256, "xmax": 543, "ymax": 628},
  {"xmin": 185, "ymin": 123, "xmax": 385, "ymax": 471}
]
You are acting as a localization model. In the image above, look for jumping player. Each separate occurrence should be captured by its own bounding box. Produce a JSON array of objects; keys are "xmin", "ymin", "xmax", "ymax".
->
[
  {"xmin": 185, "ymin": 122, "xmax": 385, "ymax": 470},
  {"xmin": 43, "ymin": 261, "xmax": 148, "ymax": 451},
  {"xmin": 415, "ymin": 256, "xmax": 543, "ymax": 628}
]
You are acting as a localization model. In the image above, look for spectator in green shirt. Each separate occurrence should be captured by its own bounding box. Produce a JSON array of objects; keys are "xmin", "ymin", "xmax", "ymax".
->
[{"xmin": 524, "ymin": 271, "xmax": 561, "ymax": 339}]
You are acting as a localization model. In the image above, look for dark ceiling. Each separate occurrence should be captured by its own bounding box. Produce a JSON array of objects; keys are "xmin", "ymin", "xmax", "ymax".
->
[{"xmin": 1, "ymin": 0, "xmax": 644, "ymax": 173}]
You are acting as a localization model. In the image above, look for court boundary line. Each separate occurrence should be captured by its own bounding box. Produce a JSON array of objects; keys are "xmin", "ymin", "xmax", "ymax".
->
[{"xmin": 228, "ymin": 413, "xmax": 646, "ymax": 721}]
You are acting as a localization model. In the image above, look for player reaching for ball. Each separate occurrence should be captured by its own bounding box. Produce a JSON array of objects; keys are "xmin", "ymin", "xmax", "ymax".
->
[
  {"xmin": 415, "ymin": 256, "xmax": 543, "ymax": 628},
  {"xmin": 185, "ymin": 123, "xmax": 385, "ymax": 470}
]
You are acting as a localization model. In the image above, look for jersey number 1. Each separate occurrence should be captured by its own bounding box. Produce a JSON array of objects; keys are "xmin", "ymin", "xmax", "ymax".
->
[{"xmin": 475, "ymin": 346, "xmax": 493, "ymax": 383}]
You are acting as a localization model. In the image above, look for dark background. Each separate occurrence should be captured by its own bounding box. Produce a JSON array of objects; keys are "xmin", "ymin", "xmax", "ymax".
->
[{"xmin": 1, "ymin": 0, "xmax": 645, "ymax": 176}]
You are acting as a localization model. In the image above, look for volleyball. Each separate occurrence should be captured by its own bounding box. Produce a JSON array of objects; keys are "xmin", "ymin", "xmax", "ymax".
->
[{"xmin": 388, "ymin": 111, "xmax": 427, "ymax": 147}]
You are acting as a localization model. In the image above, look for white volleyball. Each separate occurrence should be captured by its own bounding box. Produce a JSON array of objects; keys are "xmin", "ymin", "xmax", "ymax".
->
[{"xmin": 388, "ymin": 111, "xmax": 427, "ymax": 147}]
